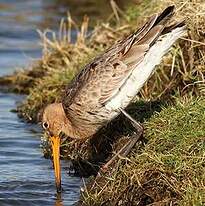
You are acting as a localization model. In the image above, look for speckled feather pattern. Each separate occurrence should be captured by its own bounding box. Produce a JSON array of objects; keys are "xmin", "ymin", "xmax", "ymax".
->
[{"xmin": 61, "ymin": 6, "xmax": 186, "ymax": 139}]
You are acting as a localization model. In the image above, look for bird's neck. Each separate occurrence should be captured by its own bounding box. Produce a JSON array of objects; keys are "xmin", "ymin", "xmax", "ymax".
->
[
  {"xmin": 61, "ymin": 118, "xmax": 77, "ymax": 139},
  {"xmin": 62, "ymin": 117, "xmax": 97, "ymax": 140}
]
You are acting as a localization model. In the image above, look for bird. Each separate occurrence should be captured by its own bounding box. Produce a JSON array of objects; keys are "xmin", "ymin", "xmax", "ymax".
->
[{"xmin": 42, "ymin": 6, "xmax": 186, "ymax": 193}]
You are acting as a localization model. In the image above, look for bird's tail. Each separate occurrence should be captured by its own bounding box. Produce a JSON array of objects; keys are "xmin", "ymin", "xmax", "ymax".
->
[{"xmin": 121, "ymin": 6, "xmax": 185, "ymax": 55}]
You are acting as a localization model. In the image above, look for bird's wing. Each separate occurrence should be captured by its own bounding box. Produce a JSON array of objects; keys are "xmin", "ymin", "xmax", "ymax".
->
[{"xmin": 62, "ymin": 6, "xmax": 176, "ymax": 119}]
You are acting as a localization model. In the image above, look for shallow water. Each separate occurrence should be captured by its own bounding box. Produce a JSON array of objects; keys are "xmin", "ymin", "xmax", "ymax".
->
[
  {"xmin": 0, "ymin": 93, "xmax": 80, "ymax": 206},
  {"xmin": 0, "ymin": 0, "xmax": 82, "ymax": 205},
  {"xmin": 0, "ymin": 0, "xmax": 134, "ymax": 205}
]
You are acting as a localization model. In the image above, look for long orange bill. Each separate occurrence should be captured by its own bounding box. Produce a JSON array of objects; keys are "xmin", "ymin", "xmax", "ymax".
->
[{"xmin": 50, "ymin": 136, "xmax": 62, "ymax": 193}]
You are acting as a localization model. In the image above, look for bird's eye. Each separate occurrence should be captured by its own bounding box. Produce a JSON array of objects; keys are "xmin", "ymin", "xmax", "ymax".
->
[{"xmin": 42, "ymin": 122, "xmax": 49, "ymax": 129}]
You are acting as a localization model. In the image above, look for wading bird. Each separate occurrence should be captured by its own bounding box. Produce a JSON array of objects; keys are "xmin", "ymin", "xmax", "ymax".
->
[{"xmin": 42, "ymin": 6, "xmax": 186, "ymax": 192}]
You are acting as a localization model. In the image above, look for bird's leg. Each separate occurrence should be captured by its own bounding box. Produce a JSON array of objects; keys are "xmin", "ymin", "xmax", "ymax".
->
[
  {"xmin": 118, "ymin": 108, "xmax": 144, "ymax": 156},
  {"xmin": 100, "ymin": 108, "xmax": 143, "ymax": 172}
]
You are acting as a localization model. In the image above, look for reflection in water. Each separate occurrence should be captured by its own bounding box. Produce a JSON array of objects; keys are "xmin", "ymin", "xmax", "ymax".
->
[
  {"xmin": 55, "ymin": 193, "xmax": 63, "ymax": 206},
  {"xmin": 0, "ymin": 93, "xmax": 81, "ymax": 205}
]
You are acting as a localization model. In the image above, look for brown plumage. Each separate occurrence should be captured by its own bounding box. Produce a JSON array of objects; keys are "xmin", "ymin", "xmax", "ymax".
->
[{"xmin": 42, "ymin": 6, "xmax": 186, "ymax": 192}]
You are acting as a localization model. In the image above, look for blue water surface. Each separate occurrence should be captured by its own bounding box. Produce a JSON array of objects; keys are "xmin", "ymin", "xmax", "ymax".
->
[{"xmin": 0, "ymin": 1, "xmax": 82, "ymax": 205}]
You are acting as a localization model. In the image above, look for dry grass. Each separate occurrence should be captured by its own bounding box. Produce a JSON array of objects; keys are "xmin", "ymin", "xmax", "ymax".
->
[
  {"xmin": 0, "ymin": 0, "xmax": 204, "ymax": 122},
  {"xmin": 16, "ymin": 14, "xmax": 131, "ymax": 122},
  {"xmin": 0, "ymin": 0, "xmax": 205, "ymax": 204},
  {"xmin": 130, "ymin": 0, "xmax": 205, "ymax": 100}
]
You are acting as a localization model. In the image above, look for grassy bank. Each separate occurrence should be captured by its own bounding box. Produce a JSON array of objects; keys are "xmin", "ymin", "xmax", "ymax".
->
[
  {"xmin": 78, "ymin": 1, "xmax": 205, "ymax": 205},
  {"xmin": 81, "ymin": 97, "xmax": 205, "ymax": 205},
  {"xmin": 0, "ymin": 0, "xmax": 205, "ymax": 205}
]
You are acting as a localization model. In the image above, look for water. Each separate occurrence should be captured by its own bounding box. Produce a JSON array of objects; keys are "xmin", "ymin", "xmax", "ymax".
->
[
  {"xmin": 0, "ymin": 0, "xmax": 82, "ymax": 205},
  {"xmin": 0, "ymin": 93, "xmax": 80, "ymax": 206},
  {"xmin": 0, "ymin": 0, "xmax": 134, "ymax": 205}
]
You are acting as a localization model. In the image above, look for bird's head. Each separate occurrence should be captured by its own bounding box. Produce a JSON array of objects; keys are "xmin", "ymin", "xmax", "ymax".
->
[
  {"xmin": 42, "ymin": 103, "xmax": 66, "ymax": 137},
  {"xmin": 42, "ymin": 103, "xmax": 68, "ymax": 193}
]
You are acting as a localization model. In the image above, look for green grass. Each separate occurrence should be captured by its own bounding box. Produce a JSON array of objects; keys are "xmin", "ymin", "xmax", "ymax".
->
[
  {"xmin": 0, "ymin": 0, "xmax": 205, "ymax": 205},
  {"xmin": 1, "ymin": 0, "xmax": 204, "ymax": 122},
  {"xmin": 81, "ymin": 97, "xmax": 205, "ymax": 205}
]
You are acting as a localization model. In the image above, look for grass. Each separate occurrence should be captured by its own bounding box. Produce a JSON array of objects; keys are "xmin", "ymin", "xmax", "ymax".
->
[
  {"xmin": 77, "ymin": 1, "xmax": 205, "ymax": 204},
  {"xmin": 0, "ymin": 0, "xmax": 204, "ymax": 122},
  {"xmin": 0, "ymin": 0, "xmax": 205, "ymax": 205},
  {"xmin": 80, "ymin": 97, "xmax": 205, "ymax": 205}
]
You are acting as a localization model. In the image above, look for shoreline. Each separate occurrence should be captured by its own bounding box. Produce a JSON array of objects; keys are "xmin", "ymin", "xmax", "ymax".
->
[{"xmin": 0, "ymin": 0, "xmax": 205, "ymax": 205}]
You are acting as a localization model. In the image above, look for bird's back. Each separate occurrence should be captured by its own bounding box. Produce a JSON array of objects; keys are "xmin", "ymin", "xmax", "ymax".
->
[{"xmin": 62, "ymin": 6, "xmax": 186, "ymax": 138}]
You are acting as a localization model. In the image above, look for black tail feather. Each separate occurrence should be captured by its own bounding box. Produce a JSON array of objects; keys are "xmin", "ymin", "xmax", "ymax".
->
[
  {"xmin": 154, "ymin": 5, "xmax": 175, "ymax": 26},
  {"xmin": 162, "ymin": 20, "xmax": 186, "ymax": 34}
]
